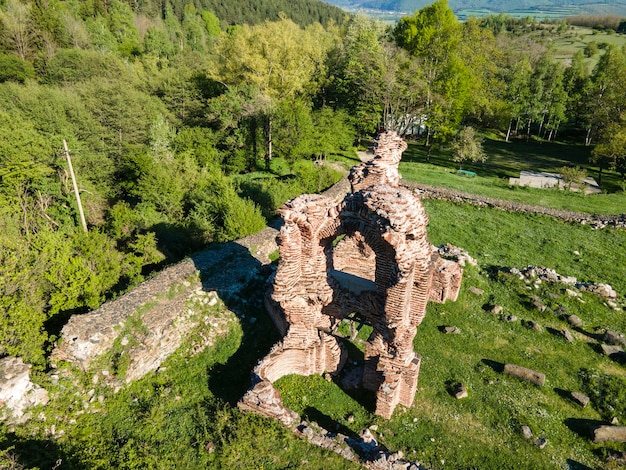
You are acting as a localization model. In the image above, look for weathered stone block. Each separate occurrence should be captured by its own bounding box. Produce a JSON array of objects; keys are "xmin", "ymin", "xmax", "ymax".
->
[{"xmin": 503, "ymin": 363, "xmax": 546, "ymax": 386}]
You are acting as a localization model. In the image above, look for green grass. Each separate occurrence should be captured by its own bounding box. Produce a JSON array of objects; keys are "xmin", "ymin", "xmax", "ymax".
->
[
  {"xmin": 400, "ymin": 137, "xmax": 626, "ymax": 214},
  {"xmin": 544, "ymin": 26, "xmax": 626, "ymax": 69}
]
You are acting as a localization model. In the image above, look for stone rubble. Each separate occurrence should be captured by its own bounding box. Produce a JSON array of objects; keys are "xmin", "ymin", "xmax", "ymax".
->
[
  {"xmin": 501, "ymin": 266, "xmax": 621, "ymax": 303},
  {"xmin": 0, "ymin": 357, "xmax": 49, "ymax": 424}
]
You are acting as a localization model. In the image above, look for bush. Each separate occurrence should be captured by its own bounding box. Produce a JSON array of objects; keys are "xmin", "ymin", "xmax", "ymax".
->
[
  {"xmin": 42, "ymin": 49, "xmax": 127, "ymax": 84},
  {"xmin": 580, "ymin": 369, "xmax": 626, "ymax": 421},
  {"xmin": 0, "ymin": 54, "xmax": 34, "ymax": 83},
  {"xmin": 584, "ymin": 41, "xmax": 599, "ymax": 57},
  {"xmin": 558, "ymin": 166, "xmax": 586, "ymax": 190}
]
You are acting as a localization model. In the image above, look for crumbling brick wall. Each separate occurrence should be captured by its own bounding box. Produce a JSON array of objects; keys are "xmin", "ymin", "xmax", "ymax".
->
[{"xmin": 240, "ymin": 131, "xmax": 463, "ymax": 421}]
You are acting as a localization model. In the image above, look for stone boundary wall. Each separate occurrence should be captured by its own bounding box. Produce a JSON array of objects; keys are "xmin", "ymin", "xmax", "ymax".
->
[{"xmin": 401, "ymin": 181, "xmax": 626, "ymax": 230}]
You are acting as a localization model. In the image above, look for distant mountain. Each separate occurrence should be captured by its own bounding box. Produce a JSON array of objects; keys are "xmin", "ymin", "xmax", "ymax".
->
[{"xmin": 322, "ymin": 0, "xmax": 626, "ymax": 16}]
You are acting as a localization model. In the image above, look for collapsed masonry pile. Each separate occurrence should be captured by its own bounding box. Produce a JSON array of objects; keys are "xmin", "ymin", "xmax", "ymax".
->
[
  {"xmin": 503, "ymin": 266, "xmax": 619, "ymax": 302},
  {"xmin": 240, "ymin": 131, "xmax": 463, "ymax": 425}
]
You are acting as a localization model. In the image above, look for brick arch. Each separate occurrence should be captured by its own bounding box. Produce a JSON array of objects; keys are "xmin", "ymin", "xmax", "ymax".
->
[{"xmin": 240, "ymin": 132, "xmax": 463, "ymax": 422}]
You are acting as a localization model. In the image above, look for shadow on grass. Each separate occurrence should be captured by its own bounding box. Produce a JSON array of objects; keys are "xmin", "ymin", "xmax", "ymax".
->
[
  {"xmin": 303, "ymin": 407, "xmax": 359, "ymax": 438},
  {"xmin": 554, "ymin": 387, "xmax": 574, "ymax": 402},
  {"xmin": 192, "ymin": 242, "xmax": 282, "ymax": 405},
  {"xmin": 563, "ymin": 417, "xmax": 607, "ymax": 439},
  {"xmin": 481, "ymin": 358, "xmax": 505, "ymax": 373},
  {"xmin": 566, "ymin": 458, "xmax": 594, "ymax": 470},
  {"xmin": 0, "ymin": 434, "xmax": 84, "ymax": 470}
]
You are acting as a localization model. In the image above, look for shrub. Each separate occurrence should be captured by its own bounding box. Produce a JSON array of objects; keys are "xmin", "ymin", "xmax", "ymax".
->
[{"xmin": 0, "ymin": 54, "xmax": 34, "ymax": 83}]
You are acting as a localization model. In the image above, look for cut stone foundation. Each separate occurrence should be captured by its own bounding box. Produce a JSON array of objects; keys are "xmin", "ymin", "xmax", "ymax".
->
[{"xmin": 240, "ymin": 131, "xmax": 463, "ymax": 420}]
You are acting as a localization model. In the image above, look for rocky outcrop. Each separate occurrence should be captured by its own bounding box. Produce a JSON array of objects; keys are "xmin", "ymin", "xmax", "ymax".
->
[
  {"xmin": 241, "ymin": 132, "xmax": 463, "ymax": 421},
  {"xmin": 0, "ymin": 357, "xmax": 49, "ymax": 423}
]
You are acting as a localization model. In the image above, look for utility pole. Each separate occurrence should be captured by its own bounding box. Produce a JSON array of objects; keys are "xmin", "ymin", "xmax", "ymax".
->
[{"xmin": 63, "ymin": 140, "xmax": 88, "ymax": 233}]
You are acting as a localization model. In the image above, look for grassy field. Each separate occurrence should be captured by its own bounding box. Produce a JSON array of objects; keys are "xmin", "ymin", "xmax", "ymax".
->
[
  {"xmin": 399, "ymin": 136, "xmax": 626, "ymax": 215},
  {"xmin": 539, "ymin": 25, "xmax": 626, "ymax": 68}
]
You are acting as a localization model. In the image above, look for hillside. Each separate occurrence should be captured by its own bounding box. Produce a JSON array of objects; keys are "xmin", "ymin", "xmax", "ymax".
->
[
  {"xmin": 324, "ymin": 0, "xmax": 626, "ymax": 16},
  {"xmin": 129, "ymin": 0, "xmax": 347, "ymax": 26},
  {"xmin": 191, "ymin": 0, "xmax": 347, "ymax": 26}
]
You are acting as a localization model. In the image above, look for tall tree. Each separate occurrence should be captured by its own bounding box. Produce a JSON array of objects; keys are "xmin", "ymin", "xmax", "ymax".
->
[
  {"xmin": 326, "ymin": 14, "xmax": 386, "ymax": 137},
  {"xmin": 586, "ymin": 45, "xmax": 626, "ymax": 183},
  {"xmin": 0, "ymin": 0, "xmax": 34, "ymax": 59},
  {"xmin": 393, "ymin": 0, "xmax": 470, "ymax": 145},
  {"xmin": 210, "ymin": 16, "xmax": 328, "ymax": 167}
]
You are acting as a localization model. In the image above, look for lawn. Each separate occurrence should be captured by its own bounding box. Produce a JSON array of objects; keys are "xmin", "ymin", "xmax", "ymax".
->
[{"xmin": 399, "ymin": 137, "xmax": 626, "ymax": 214}]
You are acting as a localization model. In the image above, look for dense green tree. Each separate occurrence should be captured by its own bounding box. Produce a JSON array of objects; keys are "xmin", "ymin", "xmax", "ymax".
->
[
  {"xmin": 182, "ymin": 3, "xmax": 206, "ymax": 52},
  {"xmin": 451, "ymin": 126, "xmax": 487, "ymax": 170},
  {"xmin": 563, "ymin": 50, "xmax": 591, "ymax": 127},
  {"xmin": 393, "ymin": 0, "xmax": 470, "ymax": 145},
  {"xmin": 211, "ymin": 16, "xmax": 329, "ymax": 166},
  {"xmin": 326, "ymin": 14, "xmax": 386, "ymax": 137},
  {"xmin": 0, "ymin": 53, "xmax": 34, "ymax": 82}
]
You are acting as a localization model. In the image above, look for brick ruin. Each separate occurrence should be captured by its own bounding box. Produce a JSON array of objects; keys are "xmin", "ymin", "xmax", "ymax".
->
[{"xmin": 239, "ymin": 132, "xmax": 463, "ymax": 422}]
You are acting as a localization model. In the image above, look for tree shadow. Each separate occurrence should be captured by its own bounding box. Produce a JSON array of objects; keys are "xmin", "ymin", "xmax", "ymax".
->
[{"xmin": 0, "ymin": 434, "xmax": 84, "ymax": 469}]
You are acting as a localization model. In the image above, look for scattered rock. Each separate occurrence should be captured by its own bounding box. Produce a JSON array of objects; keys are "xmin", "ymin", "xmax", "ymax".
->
[
  {"xmin": 612, "ymin": 417, "xmax": 620, "ymax": 425},
  {"xmin": 523, "ymin": 320, "xmax": 542, "ymax": 332},
  {"xmin": 566, "ymin": 289, "xmax": 580, "ymax": 297},
  {"xmin": 559, "ymin": 329, "xmax": 575, "ymax": 343},
  {"xmin": 535, "ymin": 437, "xmax": 547, "ymax": 449},
  {"xmin": 566, "ymin": 315, "xmax": 582, "ymax": 328},
  {"xmin": 453, "ymin": 383, "xmax": 468, "ymax": 399},
  {"xmin": 0, "ymin": 357, "xmax": 49, "ymax": 423},
  {"xmin": 554, "ymin": 306, "xmax": 568, "ymax": 316},
  {"xmin": 521, "ymin": 425, "xmax": 533, "ymax": 439},
  {"xmin": 441, "ymin": 326, "xmax": 461, "ymax": 334},
  {"xmin": 491, "ymin": 305, "xmax": 503, "ymax": 315},
  {"xmin": 603, "ymin": 330, "xmax": 626, "ymax": 348},
  {"xmin": 548, "ymin": 293, "xmax": 560, "ymax": 300},
  {"xmin": 569, "ymin": 391, "xmax": 590, "ymax": 407},
  {"xmin": 578, "ymin": 283, "xmax": 617, "ymax": 300},
  {"xmin": 469, "ymin": 286, "xmax": 484, "ymax": 296},
  {"xmin": 503, "ymin": 363, "xmax": 545, "ymax": 386},
  {"xmin": 529, "ymin": 296, "xmax": 546, "ymax": 312},
  {"xmin": 205, "ymin": 441, "xmax": 215, "ymax": 453},
  {"xmin": 600, "ymin": 344, "xmax": 623, "ymax": 356},
  {"xmin": 600, "ymin": 345, "xmax": 626, "ymax": 364},
  {"xmin": 346, "ymin": 414, "xmax": 355, "ymax": 423},
  {"xmin": 592, "ymin": 425, "xmax": 626, "ymax": 443},
  {"xmin": 436, "ymin": 243, "xmax": 477, "ymax": 267}
]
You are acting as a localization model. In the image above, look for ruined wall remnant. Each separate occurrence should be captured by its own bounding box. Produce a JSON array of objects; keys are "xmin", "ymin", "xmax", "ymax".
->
[{"xmin": 240, "ymin": 131, "xmax": 463, "ymax": 420}]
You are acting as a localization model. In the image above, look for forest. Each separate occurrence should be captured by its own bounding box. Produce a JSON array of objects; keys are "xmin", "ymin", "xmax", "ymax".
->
[{"xmin": 0, "ymin": 0, "xmax": 625, "ymax": 373}]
